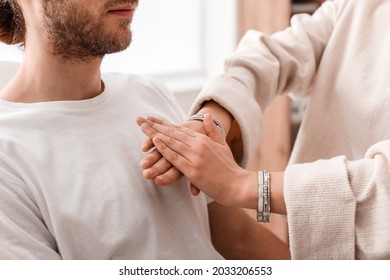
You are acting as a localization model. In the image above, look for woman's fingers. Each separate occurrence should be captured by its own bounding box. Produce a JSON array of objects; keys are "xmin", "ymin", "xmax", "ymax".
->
[
  {"xmin": 141, "ymin": 125, "xmax": 195, "ymax": 153},
  {"xmin": 137, "ymin": 116, "xmax": 170, "ymax": 127},
  {"xmin": 137, "ymin": 116, "xmax": 178, "ymax": 152},
  {"xmin": 137, "ymin": 117, "xmax": 156, "ymax": 152},
  {"xmin": 152, "ymin": 136, "xmax": 192, "ymax": 169},
  {"xmin": 142, "ymin": 118, "xmax": 198, "ymax": 139},
  {"xmin": 138, "ymin": 117, "xmax": 191, "ymax": 185},
  {"xmin": 138, "ymin": 116, "xmax": 213, "ymax": 195}
]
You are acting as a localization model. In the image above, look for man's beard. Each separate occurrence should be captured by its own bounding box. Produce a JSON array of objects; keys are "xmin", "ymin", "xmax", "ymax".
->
[{"xmin": 42, "ymin": 0, "xmax": 133, "ymax": 62}]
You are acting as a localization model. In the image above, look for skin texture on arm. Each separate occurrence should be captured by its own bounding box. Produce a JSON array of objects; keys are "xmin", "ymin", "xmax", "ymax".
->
[{"xmin": 208, "ymin": 202, "xmax": 290, "ymax": 260}]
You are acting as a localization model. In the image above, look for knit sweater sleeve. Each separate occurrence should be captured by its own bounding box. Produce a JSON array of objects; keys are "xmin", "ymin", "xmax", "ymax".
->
[
  {"xmin": 285, "ymin": 140, "xmax": 390, "ymax": 259},
  {"xmin": 190, "ymin": 1, "xmax": 341, "ymax": 166}
]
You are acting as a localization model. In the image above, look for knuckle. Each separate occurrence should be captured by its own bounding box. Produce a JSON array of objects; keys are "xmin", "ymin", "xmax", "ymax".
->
[
  {"xmin": 158, "ymin": 141, "xmax": 168, "ymax": 151},
  {"xmin": 149, "ymin": 117, "xmax": 163, "ymax": 125},
  {"xmin": 168, "ymin": 137, "xmax": 177, "ymax": 146},
  {"xmin": 170, "ymin": 152, "xmax": 179, "ymax": 162},
  {"xmin": 193, "ymin": 137, "xmax": 206, "ymax": 150},
  {"xmin": 153, "ymin": 136, "xmax": 163, "ymax": 147},
  {"xmin": 192, "ymin": 154, "xmax": 204, "ymax": 168},
  {"xmin": 188, "ymin": 168, "xmax": 201, "ymax": 181},
  {"xmin": 199, "ymin": 137, "xmax": 209, "ymax": 147},
  {"xmin": 145, "ymin": 119, "xmax": 155, "ymax": 128},
  {"xmin": 167, "ymin": 127, "xmax": 175, "ymax": 137}
]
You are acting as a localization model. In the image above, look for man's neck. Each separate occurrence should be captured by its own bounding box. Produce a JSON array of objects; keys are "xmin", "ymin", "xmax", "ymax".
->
[{"xmin": 0, "ymin": 46, "xmax": 104, "ymax": 103}]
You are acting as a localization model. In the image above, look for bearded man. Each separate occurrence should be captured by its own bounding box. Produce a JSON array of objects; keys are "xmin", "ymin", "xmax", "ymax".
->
[{"xmin": 0, "ymin": 0, "xmax": 290, "ymax": 259}]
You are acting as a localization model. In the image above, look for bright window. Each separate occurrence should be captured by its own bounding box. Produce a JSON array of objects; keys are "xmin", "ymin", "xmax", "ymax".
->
[{"xmin": 103, "ymin": 0, "xmax": 202, "ymax": 76}]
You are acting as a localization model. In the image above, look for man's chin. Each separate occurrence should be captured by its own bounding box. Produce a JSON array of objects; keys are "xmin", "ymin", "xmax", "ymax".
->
[
  {"xmin": 53, "ymin": 43, "xmax": 130, "ymax": 62},
  {"xmin": 48, "ymin": 27, "xmax": 132, "ymax": 61},
  {"xmin": 105, "ymin": 38, "xmax": 132, "ymax": 55},
  {"xmin": 102, "ymin": 29, "xmax": 132, "ymax": 54}
]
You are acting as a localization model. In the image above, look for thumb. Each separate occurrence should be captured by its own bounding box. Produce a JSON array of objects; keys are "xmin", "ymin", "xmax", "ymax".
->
[{"xmin": 203, "ymin": 113, "xmax": 225, "ymax": 144}]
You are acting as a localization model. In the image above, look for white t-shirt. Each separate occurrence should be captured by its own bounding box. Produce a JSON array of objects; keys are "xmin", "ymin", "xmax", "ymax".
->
[{"xmin": 0, "ymin": 72, "xmax": 222, "ymax": 260}]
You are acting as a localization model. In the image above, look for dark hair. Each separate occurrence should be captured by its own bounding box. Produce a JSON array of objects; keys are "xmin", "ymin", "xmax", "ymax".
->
[{"xmin": 0, "ymin": 0, "xmax": 25, "ymax": 45}]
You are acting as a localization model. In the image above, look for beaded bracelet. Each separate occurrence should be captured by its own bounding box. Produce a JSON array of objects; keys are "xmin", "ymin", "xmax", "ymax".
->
[{"xmin": 257, "ymin": 170, "xmax": 271, "ymax": 223}]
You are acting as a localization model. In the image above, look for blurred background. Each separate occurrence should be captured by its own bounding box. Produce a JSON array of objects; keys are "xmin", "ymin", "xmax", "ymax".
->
[{"xmin": 0, "ymin": 0, "xmax": 326, "ymax": 246}]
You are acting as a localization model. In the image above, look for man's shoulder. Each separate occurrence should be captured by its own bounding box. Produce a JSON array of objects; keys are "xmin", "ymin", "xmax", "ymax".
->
[
  {"xmin": 102, "ymin": 72, "xmax": 185, "ymax": 122},
  {"xmin": 102, "ymin": 72, "xmax": 170, "ymax": 96}
]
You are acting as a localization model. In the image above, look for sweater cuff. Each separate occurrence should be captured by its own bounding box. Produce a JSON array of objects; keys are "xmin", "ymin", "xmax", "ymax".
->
[
  {"xmin": 284, "ymin": 156, "xmax": 356, "ymax": 259},
  {"xmin": 190, "ymin": 75, "xmax": 262, "ymax": 167}
]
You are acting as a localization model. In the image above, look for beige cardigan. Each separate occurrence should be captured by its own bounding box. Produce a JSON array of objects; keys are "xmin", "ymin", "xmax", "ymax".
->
[{"xmin": 191, "ymin": 0, "xmax": 390, "ymax": 259}]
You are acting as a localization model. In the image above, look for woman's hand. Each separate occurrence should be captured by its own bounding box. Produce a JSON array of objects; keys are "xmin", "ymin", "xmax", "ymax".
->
[
  {"xmin": 137, "ymin": 101, "xmax": 236, "ymax": 194},
  {"xmin": 139, "ymin": 114, "xmax": 256, "ymax": 208},
  {"xmin": 136, "ymin": 116, "xmax": 204, "ymax": 195}
]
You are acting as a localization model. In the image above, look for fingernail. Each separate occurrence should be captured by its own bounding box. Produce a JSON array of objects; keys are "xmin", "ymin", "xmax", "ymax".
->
[
  {"xmin": 155, "ymin": 175, "xmax": 164, "ymax": 184},
  {"xmin": 146, "ymin": 120, "xmax": 154, "ymax": 126},
  {"xmin": 144, "ymin": 169, "xmax": 154, "ymax": 179},
  {"xmin": 141, "ymin": 159, "xmax": 149, "ymax": 168}
]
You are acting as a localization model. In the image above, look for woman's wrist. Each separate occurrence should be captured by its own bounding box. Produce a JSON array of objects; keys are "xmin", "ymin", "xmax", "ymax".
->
[
  {"xmin": 196, "ymin": 100, "xmax": 233, "ymax": 135},
  {"xmin": 230, "ymin": 170, "xmax": 258, "ymax": 210},
  {"xmin": 196, "ymin": 100, "xmax": 244, "ymax": 163},
  {"xmin": 229, "ymin": 170, "xmax": 287, "ymax": 216}
]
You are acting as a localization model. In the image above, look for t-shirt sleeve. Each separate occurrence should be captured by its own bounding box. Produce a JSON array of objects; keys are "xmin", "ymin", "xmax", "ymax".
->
[
  {"xmin": 148, "ymin": 79, "xmax": 187, "ymax": 124},
  {"xmin": 0, "ymin": 178, "xmax": 61, "ymax": 259}
]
